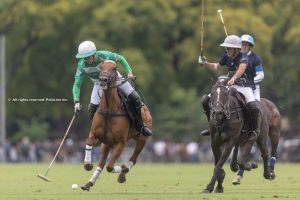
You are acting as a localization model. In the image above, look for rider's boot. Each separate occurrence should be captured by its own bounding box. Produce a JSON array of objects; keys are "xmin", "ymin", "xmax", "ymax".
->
[
  {"xmin": 88, "ymin": 103, "xmax": 99, "ymax": 120},
  {"xmin": 247, "ymin": 101, "xmax": 261, "ymax": 141},
  {"xmin": 128, "ymin": 91, "xmax": 152, "ymax": 136},
  {"xmin": 200, "ymin": 94, "xmax": 211, "ymax": 136}
]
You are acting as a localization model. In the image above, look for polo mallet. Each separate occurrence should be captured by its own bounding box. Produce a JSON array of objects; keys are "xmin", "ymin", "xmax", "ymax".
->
[
  {"xmin": 37, "ymin": 114, "xmax": 76, "ymax": 181},
  {"xmin": 217, "ymin": 9, "xmax": 228, "ymax": 36},
  {"xmin": 200, "ymin": 0, "xmax": 205, "ymax": 58}
]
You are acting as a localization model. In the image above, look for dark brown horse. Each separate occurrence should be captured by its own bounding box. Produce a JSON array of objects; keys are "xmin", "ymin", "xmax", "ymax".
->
[
  {"xmin": 231, "ymin": 97, "xmax": 281, "ymax": 184},
  {"xmin": 81, "ymin": 60, "xmax": 152, "ymax": 191},
  {"xmin": 203, "ymin": 80, "xmax": 273, "ymax": 193}
]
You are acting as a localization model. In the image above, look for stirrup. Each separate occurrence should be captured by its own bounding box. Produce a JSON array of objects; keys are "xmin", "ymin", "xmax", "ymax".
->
[
  {"xmin": 200, "ymin": 129, "xmax": 210, "ymax": 136},
  {"xmin": 141, "ymin": 126, "xmax": 152, "ymax": 136}
]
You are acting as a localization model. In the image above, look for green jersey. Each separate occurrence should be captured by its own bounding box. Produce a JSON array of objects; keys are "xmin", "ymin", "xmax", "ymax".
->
[{"xmin": 72, "ymin": 50, "xmax": 132, "ymax": 102}]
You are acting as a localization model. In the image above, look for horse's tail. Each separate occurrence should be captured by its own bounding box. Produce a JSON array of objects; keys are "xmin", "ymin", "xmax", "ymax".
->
[{"xmin": 260, "ymin": 98, "xmax": 281, "ymax": 158}]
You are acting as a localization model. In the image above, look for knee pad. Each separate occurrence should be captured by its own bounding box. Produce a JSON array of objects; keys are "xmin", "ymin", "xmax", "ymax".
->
[
  {"xmin": 201, "ymin": 94, "xmax": 210, "ymax": 111},
  {"xmin": 247, "ymin": 101, "xmax": 260, "ymax": 114}
]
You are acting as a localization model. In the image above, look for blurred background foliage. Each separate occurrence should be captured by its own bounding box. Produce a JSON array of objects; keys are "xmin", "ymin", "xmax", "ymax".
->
[{"xmin": 1, "ymin": 0, "xmax": 300, "ymax": 142}]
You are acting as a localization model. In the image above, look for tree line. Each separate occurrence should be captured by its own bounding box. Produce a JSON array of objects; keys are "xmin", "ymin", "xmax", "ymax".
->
[{"xmin": 1, "ymin": 0, "xmax": 299, "ymax": 142}]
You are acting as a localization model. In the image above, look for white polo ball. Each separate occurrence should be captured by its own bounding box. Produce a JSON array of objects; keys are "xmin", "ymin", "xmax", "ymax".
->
[{"xmin": 71, "ymin": 184, "xmax": 79, "ymax": 190}]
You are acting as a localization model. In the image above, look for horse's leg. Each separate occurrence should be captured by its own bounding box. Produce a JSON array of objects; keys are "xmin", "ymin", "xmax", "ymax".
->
[
  {"xmin": 269, "ymin": 127, "xmax": 280, "ymax": 177},
  {"xmin": 230, "ymin": 144, "xmax": 239, "ymax": 172},
  {"xmin": 84, "ymin": 130, "xmax": 101, "ymax": 171},
  {"xmin": 215, "ymin": 168, "xmax": 226, "ymax": 193},
  {"xmin": 204, "ymin": 141, "xmax": 233, "ymax": 193},
  {"xmin": 256, "ymin": 136, "xmax": 273, "ymax": 180},
  {"xmin": 117, "ymin": 135, "xmax": 148, "ymax": 183},
  {"xmin": 81, "ymin": 144, "xmax": 110, "ymax": 191},
  {"xmin": 106, "ymin": 143, "xmax": 125, "ymax": 174},
  {"xmin": 129, "ymin": 135, "xmax": 148, "ymax": 165}
]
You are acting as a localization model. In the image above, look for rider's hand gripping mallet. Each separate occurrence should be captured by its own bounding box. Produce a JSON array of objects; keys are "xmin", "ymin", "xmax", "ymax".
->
[{"xmin": 37, "ymin": 114, "xmax": 76, "ymax": 181}]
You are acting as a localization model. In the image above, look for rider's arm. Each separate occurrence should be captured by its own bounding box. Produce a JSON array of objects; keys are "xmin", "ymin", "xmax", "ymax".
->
[
  {"xmin": 205, "ymin": 62, "xmax": 219, "ymax": 70},
  {"xmin": 254, "ymin": 65, "xmax": 264, "ymax": 84},
  {"xmin": 118, "ymin": 55, "xmax": 133, "ymax": 74},
  {"xmin": 254, "ymin": 55, "xmax": 264, "ymax": 84},
  {"xmin": 231, "ymin": 63, "xmax": 247, "ymax": 82},
  {"xmin": 72, "ymin": 68, "xmax": 85, "ymax": 102},
  {"xmin": 205, "ymin": 52, "xmax": 227, "ymax": 70}
]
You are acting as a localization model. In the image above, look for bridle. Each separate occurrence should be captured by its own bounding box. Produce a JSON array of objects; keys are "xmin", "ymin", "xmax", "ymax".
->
[
  {"xmin": 210, "ymin": 84, "xmax": 231, "ymax": 121},
  {"xmin": 99, "ymin": 67, "xmax": 117, "ymax": 89}
]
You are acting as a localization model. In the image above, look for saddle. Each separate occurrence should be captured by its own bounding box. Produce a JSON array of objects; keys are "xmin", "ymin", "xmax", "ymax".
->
[
  {"xmin": 117, "ymin": 90, "xmax": 139, "ymax": 130},
  {"xmin": 229, "ymin": 88, "xmax": 254, "ymax": 137}
]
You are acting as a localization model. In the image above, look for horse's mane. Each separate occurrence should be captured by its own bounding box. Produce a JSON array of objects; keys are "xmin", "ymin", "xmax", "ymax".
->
[{"xmin": 212, "ymin": 78, "xmax": 228, "ymax": 90}]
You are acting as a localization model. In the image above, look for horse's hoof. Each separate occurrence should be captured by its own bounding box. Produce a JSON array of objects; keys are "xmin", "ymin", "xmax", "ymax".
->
[
  {"xmin": 250, "ymin": 162, "xmax": 258, "ymax": 169},
  {"xmin": 215, "ymin": 186, "xmax": 224, "ymax": 193},
  {"xmin": 121, "ymin": 164, "xmax": 129, "ymax": 173},
  {"xmin": 270, "ymin": 171, "xmax": 276, "ymax": 180},
  {"xmin": 230, "ymin": 164, "xmax": 239, "ymax": 172},
  {"xmin": 84, "ymin": 163, "xmax": 93, "ymax": 171},
  {"xmin": 232, "ymin": 175, "xmax": 242, "ymax": 185},
  {"xmin": 202, "ymin": 188, "xmax": 212, "ymax": 193},
  {"xmin": 263, "ymin": 172, "xmax": 271, "ymax": 179},
  {"xmin": 81, "ymin": 182, "xmax": 93, "ymax": 192},
  {"xmin": 118, "ymin": 172, "xmax": 126, "ymax": 183}
]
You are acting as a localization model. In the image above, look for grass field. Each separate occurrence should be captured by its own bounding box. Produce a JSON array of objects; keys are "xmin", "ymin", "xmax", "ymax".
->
[{"xmin": 0, "ymin": 163, "xmax": 299, "ymax": 200}]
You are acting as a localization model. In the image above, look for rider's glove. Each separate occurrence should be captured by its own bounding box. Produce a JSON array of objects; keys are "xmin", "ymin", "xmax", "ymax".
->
[
  {"xmin": 74, "ymin": 102, "xmax": 82, "ymax": 114},
  {"xmin": 198, "ymin": 55, "xmax": 207, "ymax": 66}
]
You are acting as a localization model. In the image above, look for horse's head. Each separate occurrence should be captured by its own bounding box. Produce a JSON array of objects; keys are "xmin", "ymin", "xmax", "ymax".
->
[
  {"xmin": 210, "ymin": 79, "xmax": 230, "ymax": 122},
  {"xmin": 99, "ymin": 60, "xmax": 117, "ymax": 90}
]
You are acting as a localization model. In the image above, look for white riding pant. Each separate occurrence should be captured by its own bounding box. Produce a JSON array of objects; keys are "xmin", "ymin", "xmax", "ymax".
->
[
  {"xmin": 90, "ymin": 71, "xmax": 134, "ymax": 105},
  {"xmin": 230, "ymin": 85, "xmax": 256, "ymax": 103},
  {"xmin": 90, "ymin": 83, "xmax": 102, "ymax": 105},
  {"xmin": 254, "ymin": 84, "xmax": 261, "ymax": 101},
  {"xmin": 116, "ymin": 71, "xmax": 134, "ymax": 97}
]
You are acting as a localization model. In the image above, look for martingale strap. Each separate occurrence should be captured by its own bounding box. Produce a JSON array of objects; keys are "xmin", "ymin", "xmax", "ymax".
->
[{"xmin": 98, "ymin": 111, "xmax": 126, "ymax": 117}]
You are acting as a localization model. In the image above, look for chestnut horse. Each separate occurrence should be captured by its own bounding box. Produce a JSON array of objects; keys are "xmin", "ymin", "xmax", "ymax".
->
[
  {"xmin": 203, "ymin": 80, "xmax": 273, "ymax": 193},
  {"xmin": 231, "ymin": 97, "xmax": 281, "ymax": 185},
  {"xmin": 81, "ymin": 60, "xmax": 152, "ymax": 191}
]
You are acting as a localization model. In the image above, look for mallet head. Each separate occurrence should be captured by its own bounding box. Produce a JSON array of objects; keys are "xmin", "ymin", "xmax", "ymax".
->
[
  {"xmin": 37, "ymin": 173, "xmax": 50, "ymax": 182},
  {"xmin": 217, "ymin": 9, "xmax": 222, "ymax": 13}
]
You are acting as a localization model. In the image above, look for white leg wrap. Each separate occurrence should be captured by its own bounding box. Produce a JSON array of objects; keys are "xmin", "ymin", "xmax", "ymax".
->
[
  {"xmin": 271, "ymin": 157, "xmax": 277, "ymax": 161},
  {"xmin": 84, "ymin": 145, "xmax": 93, "ymax": 163},
  {"xmin": 112, "ymin": 166, "xmax": 122, "ymax": 173},
  {"xmin": 89, "ymin": 167, "xmax": 102, "ymax": 184},
  {"xmin": 125, "ymin": 161, "xmax": 134, "ymax": 170}
]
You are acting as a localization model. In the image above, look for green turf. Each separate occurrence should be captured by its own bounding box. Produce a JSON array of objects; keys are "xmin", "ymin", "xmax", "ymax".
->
[{"xmin": 0, "ymin": 163, "xmax": 299, "ymax": 200}]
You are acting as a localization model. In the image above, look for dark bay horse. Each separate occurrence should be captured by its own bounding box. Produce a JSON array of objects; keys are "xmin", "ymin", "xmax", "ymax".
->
[
  {"xmin": 81, "ymin": 60, "xmax": 152, "ymax": 191},
  {"xmin": 231, "ymin": 97, "xmax": 281, "ymax": 184},
  {"xmin": 203, "ymin": 80, "xmax": 273, "ymax": 193}
]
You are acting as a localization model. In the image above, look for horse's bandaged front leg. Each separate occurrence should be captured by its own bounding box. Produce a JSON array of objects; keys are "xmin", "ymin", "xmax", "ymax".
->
[
  {"xmin": 125, "ymin": 161, "xmax": 134, "ymax": 170},
  {"xmin": 112, "ymin": 166, "xmax": 122, "ymax": 173},
  {"xmin": 84, "ymin": 145, "xmax": 93, "ymax": 163},
  {"xmin": 89, "ymin": 167, "xmax": 102, "ymax": 184}
]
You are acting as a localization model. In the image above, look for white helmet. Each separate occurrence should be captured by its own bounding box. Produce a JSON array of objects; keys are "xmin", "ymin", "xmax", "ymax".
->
[
  {"xmin": 76, "ymin": 41, "xmax": 97, "ymax": 59},
  {"xmin": 220, "ymin": 35, "xmax": 241, "ymax": 48}
]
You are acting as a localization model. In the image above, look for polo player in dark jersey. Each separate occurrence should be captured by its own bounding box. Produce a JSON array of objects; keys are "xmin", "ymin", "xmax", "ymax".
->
[{"xmin": 199, "ymin": 35, "xmax": 261, "ymax": 141}]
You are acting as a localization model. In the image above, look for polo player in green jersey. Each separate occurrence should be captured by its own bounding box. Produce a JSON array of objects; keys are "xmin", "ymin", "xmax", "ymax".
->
[{"xmin": 72, "ymin": 40, "xmax": 152, "ymax": 137}]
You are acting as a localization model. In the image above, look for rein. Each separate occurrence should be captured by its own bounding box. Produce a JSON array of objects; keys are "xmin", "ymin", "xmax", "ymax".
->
[
  {"xmin": 210, "ymin": 85, "xmax": 244, "ymax": 122},
  {"xmin": 98, "ymin": 67, "xmax": 127, "ymax": 144}
]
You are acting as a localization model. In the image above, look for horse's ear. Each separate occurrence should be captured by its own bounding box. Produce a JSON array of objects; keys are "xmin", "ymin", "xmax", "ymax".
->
[{"xmin": 100, "ymin": 58, "xmax": 106, "ymax": 63}]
